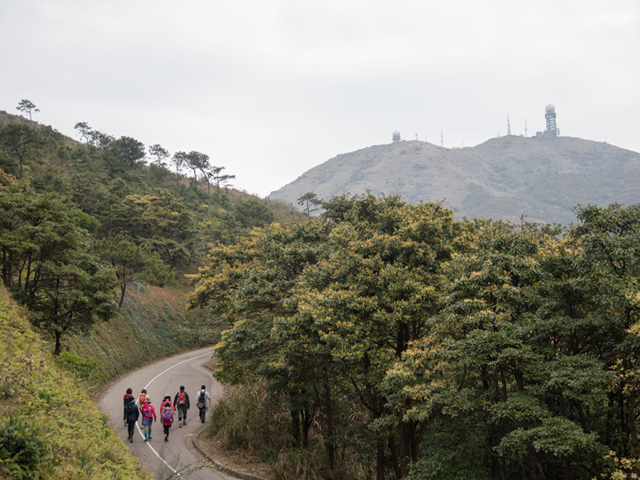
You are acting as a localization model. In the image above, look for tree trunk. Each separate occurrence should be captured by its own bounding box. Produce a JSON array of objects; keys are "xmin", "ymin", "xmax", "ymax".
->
[
  {"xmin": 377, "ymin": 438, "xmax": 385, "ymax": 480},
  {"xmin": 291, "ymin": 410, "xmax": 301, "ymax": 447},
  {"xmin": 324, "ymin": 379, "xmax": 335, "ymax": 477},
  {"xmin": 388, "ymin": 435, "xmax": 402, "ymax": 479},
  {"xmin": 54, "ymin": 330, "xmax": 62, "ymax": 356},
  {"xmin": 118, "ymin": 282, "xmax": 126, "ymax": 310},
  {"xmin": 302, "ymin": 408, "xmax": 311, "ymax": 448},
  {"xmin": 397, "ymin": 421, "xmax": 410, "ymax": 476}
]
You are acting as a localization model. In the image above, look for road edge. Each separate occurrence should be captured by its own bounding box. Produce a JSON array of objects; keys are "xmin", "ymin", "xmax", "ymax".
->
[{"xmin": 192, "ymin": 430, "xmax": 268, "ymax": 480}]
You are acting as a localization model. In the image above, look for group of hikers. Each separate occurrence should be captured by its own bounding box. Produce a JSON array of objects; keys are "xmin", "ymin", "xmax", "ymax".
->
[{"xmin": 123, "ymin": 385, "xmax": 212, "ymax": 443}]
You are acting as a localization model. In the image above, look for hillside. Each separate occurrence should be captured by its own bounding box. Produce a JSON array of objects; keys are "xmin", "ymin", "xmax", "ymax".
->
[
  {"xmin": 268, "ymin": 135, "xmax": 640, "ymax": 224},
  {"xmin": 0, "ymin": 287, "xmax": 151, "ymax": 478}
]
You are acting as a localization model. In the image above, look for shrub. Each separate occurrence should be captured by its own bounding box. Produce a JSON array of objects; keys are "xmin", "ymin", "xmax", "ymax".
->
[
  {"xmin": 0, "ymin": 415, "xmax": 59, "ymax": 479},
  {"xmin": 54, "ymin": 351, "xmax": 108, "ymax": 384}
]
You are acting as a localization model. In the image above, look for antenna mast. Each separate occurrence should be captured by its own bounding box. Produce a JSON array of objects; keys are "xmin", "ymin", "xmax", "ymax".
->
[
  {"xmin": 440, "ymin": 130, "xmax": 444, "ymax": 147},
  {"xmin": 525, "ymin": 119, "xmax": 528, "ymax": 137},
  {"xmin": 507, "ymin": 115, "xmax": 511, "ymax": 135}
]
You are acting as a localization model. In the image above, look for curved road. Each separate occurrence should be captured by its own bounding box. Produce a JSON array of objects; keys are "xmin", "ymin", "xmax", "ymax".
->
[{"xmin": 99, "ymin": 347, "xmax": 234, "ymax": 480}]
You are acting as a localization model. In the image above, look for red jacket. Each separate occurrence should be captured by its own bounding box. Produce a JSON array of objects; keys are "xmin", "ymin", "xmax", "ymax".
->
[
  {"xmin": 140, "ymin": 404, "xmax": 156, "ymax": 422},
  {"xmin": 162, "ymin": 398, "xmax": 176, "ymax": 413}
]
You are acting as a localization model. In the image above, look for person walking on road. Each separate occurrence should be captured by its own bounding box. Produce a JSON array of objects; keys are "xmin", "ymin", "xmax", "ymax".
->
[
  {"xmin": 137, "ymin": 388, "xmax": 150, "ymax": 409},
  {"xmin": 162, "ymin": 395, "xmax": 175, "ymax": 413},
  {"xmin": 174, "ymin": 386, "xmax": 190, "ymax": 427},
  {"xmin": 124, "ymin": 395, "xmax": 139, "ymax": 443},
  {"xmin": 161, "ymin": 401, "xmax": 174, "ymax": 442},
  {"xmin": 195, "ymin": 385, "xmax": 212, "ymax": 424},
  {"xmin": 123, "ymin": 388, "xmax": 135, "ymax": 427},
  {"xmin": 140, "ymin": 398, "xmax": 157, "ymax": 441}
]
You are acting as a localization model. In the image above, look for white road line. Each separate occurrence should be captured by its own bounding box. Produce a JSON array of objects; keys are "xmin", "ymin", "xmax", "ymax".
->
[{"xmin": 136, "ymin": 350, "xmax": 213, "ymax": 479}]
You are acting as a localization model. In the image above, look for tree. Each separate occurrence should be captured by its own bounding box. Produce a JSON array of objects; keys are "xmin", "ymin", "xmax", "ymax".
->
[
  {"xmin": 74, "ymin": 122, "xmax": 92, "ymax": 144},
  {"xmin": 110, "ymin": 136, "xmax": 145, "ymax": 170},
  {"xmin": 93, "ymin": 235, "xmax": 163, "ymax": 310},
  {"xmin": 30, "ymin": 257, "xmax": 119, "ymax": 355},
  {"xmin": 185, "ymin": 151, "xmax": 209, "ymax": 187},
  {"xmin": 171, "ymin": 151, "xmax": 188, "ymax": 188},
  {"xmin": 211, "ymin": 166, "xmax": 235, "ymax": 195},
  {"xmin": 297, "ymin": 192, "xmax": 322, "ymax": 216},
  {"xmin": 148, "ymin": 144, "xmax": 170, "ymax": 167},
  {"xmin": 89, "ymin": 130, "xmax": 114, "ymax": 149},
  {"xmin": 16, "ymin": 99, "xmax": 39, "ymax": 121},
  {"xmin": 0, "ymin": 123, "xmax": 43, "ymax": 179}
]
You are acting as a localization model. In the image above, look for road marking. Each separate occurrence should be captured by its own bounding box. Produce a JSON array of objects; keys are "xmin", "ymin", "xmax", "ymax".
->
[{"xmin": 136, "ymin": 350, "xmax": 213, "ymax": 479}]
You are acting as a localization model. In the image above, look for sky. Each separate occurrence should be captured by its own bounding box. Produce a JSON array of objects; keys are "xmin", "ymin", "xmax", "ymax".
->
[{"xmin": 1, "ymin": 0, "xmax": 638, "ymax": 198}]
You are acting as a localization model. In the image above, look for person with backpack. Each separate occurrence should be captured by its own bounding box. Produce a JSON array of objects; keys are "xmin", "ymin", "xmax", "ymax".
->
[
  {"xmin": 137, "ymin": 388, "xmax": 150, "ymax": 409},
  {"xmin": 123, "ymin": 388, "xmax": 135, "ymax": 427},
  {"xmin": 162, "ymin": 395, "xmax": 175, "ymax": 413},
  {"xmin": 161, "ymin": 401, "xmax": 174, "ymax": 441},
  {"xmin": 173, "ymin": 386, "xmax": 190, "ymax": 427},
  {"xmin": 140, "ymin": 398, "xmax": 157, "ymax": 441},
  {"xmin": 123, "ymin": 395, "xmax": 139, "ymax": 443},
  {"xmin": 195, "ymin": 385, "xmax": 212, "ymax": 424}
]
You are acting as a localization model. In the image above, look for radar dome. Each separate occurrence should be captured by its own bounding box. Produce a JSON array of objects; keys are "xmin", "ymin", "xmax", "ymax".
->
[
  {"xmin": 392, "ymin": 130, "xmax": 401, "ymax": 142},
  {"xmin": 545, "ymin": 104, "xmax": 555, "ymax": 113}
]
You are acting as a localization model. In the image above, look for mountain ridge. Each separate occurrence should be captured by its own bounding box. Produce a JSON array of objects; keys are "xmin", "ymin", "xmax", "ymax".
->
[{"xmin": 269, "ymin": 135, "xmax": 640, "ymax": 224}]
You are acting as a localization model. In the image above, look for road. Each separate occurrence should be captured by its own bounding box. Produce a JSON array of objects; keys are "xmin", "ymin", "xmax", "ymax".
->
[{"xmin": 99, "ymin": 347, "xmax": 235, "ymax": 480}]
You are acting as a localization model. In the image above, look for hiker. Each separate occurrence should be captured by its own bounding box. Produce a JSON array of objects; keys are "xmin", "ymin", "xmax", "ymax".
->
[
  {"xmin": 124, "ymin": 395, "xmax": 139, "ymax": 443},
  {"xmin": 195, "ymin": 385, "xmax": 212, "ymax": 423},
  {"xmin": 137, "ymin": 388, "xmax": 150, "ymax": 409},
  {"xmin": 161, "ymin": 401, "xmax": 174, "ymax": 441},
  {"xmin": 123, "ymin": 388, "xmax": 135, "ymax": 427},
  {"xmin": 173, "ymin": 386, "xmax": 190, "ymax": 427},
  {"xmin": 140, "ymin": 398, "xmax": 157, "ymax": 441},
  {"xmin": 162, "ymin": 395, "xmax": 176, "ymax": 413}
]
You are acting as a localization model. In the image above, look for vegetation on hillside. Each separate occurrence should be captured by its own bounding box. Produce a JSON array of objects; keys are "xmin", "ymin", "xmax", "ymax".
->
[
  {"xmin": 191, "ymin": 193, "xmax": 640, "ymax": 480},
  {"xmin": 269, "ymin": 136, "xmax": 640, "ymax": 225},
  {"xmin": 0, "ymin": 287, "xmax": 152, "ymax": 479},
  {"xmin": 0, "ymin": 107, "xmax": 303, "ymax": 356}
]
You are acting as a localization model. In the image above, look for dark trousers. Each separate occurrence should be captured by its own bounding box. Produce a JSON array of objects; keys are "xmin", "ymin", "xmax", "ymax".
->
[
  {"xmin": 163, "ymin": 423, "xmax": 171, "ymax": 437},
  {"xmin": 127, "ymin": 419, "xmax": 136, "ymax": 439},
  {"xmin": 177, "ymin": 404, "xmax": 188, "ymax": 421}
]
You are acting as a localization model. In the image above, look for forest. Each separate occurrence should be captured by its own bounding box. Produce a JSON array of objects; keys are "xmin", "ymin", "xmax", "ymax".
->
[
  {"xmin": 191, "ymin": 193, "xmax": 640, "ymax": 480},
  {"xmin": 0, "ymin": 107, "xmax": 301, "ymax": 356},
  {"xmin": 3, "ymin": 103, "xmax": 640, "ymax": 480}
]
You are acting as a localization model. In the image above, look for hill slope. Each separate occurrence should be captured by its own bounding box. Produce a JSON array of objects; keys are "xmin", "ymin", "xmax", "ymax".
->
[
  {"xmin": 0, "ymin": 287, "xmax": 151, "ymax": 479},
  {"xmin": 269, "ymin": 135, "xmax": 640, "ymax": 224}
]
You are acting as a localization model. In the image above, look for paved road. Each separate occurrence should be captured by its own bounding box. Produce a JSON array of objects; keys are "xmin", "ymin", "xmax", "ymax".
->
[{"xmin": 99, "ymin": 347, "xmax": 234, "ymax": 480}]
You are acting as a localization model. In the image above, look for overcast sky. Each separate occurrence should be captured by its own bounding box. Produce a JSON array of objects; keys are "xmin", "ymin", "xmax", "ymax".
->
[{"xmin": 1, "ymin": 1, "xmax": 638, "ymax": 197}]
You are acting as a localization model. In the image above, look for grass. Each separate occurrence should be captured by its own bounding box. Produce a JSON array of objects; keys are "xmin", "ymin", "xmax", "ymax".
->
[{"xmin": 0, "ymin": 286, "xmax": 152, "ymax": 479}]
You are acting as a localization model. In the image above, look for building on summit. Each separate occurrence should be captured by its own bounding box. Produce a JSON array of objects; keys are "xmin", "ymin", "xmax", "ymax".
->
[{"xmin": 392, "ymin": 130, "xmax": 401, "ymax": 142}]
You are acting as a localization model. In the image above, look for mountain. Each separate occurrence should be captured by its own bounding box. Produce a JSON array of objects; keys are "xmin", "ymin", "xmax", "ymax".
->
[{"xmin": 268, "ymin": 135, "xmax": 640, "ymax": 224}]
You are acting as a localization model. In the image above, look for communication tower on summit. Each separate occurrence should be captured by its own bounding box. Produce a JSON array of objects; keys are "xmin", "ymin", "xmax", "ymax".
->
[
  {"xmin": 392, "ymin": 130, "xmax": 401, "ymax": 142},
  {"xmin": 507, "ymin": 115, "xmax": 511, "ymax": 135},
  {"xmin": 535, "ymin": 104, "xmax": 560, "ymax": 138},
  {"xmin": 544, "ymin": 104, "xmax": 559, "ymax": 137}
]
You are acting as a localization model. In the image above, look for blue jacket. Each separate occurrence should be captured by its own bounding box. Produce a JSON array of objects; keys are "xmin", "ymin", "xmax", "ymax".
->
[{"xmin": 124, "ymin": 399, "xmax": 140, "ymax": 422}]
